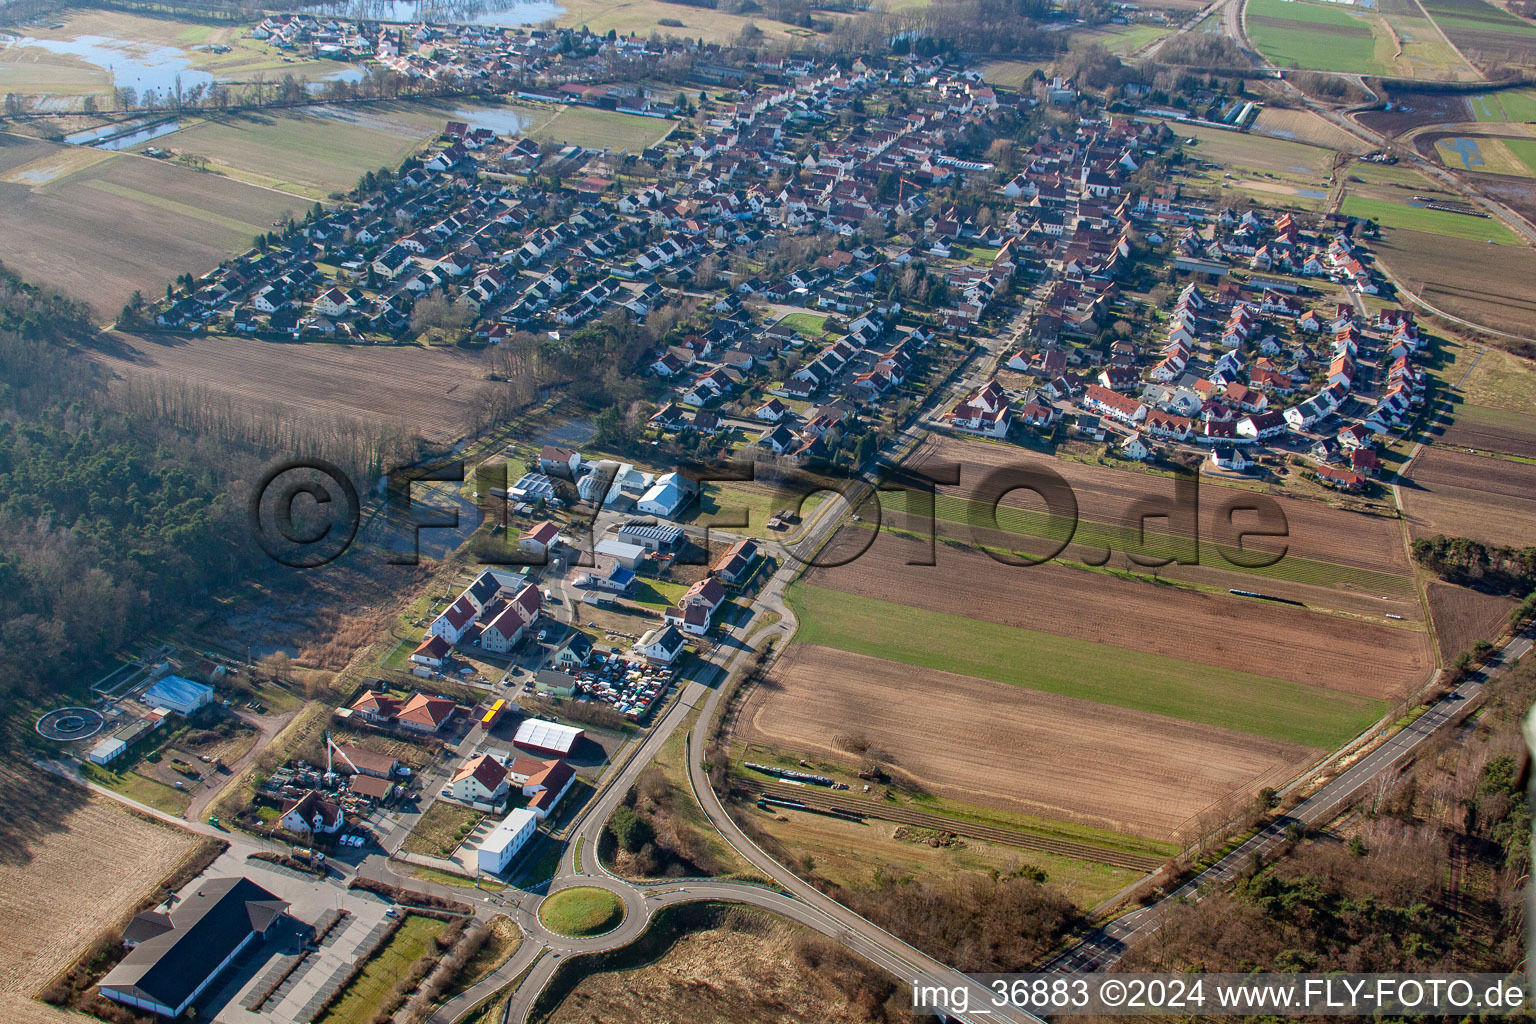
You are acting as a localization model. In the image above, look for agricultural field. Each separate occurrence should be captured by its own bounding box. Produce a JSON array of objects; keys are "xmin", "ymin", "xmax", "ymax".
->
[
  {"xmin": 552, "ymin": 0, "xmax": 818, "ymax": 45},
  {"xmin": 527, "ymin": 105, "xmax": 673, "ymax": 152},
  {"xmin": 1440, "ymin": 402, "xmax": 1536, "ymax": 456},
  {"xmin": 1339, "ymin": 194, "xmax": 1524, "ymax": 242},
  {"xmin": 1246, "ymin": 0, "xmax": 1393, "ymax": 75},
  {"xmin": 786, "ymin": 577, "xmax": 1391, "ymax": 747},
  {"xmin": 1471, "ymin": 88, "xmax": 1536, "ymax": 120},
  {"xmin": 0, "ymin": 764, "xmax": 201, "ymax": 1024},
  {"xmin": 798, "ymin": 522, "xmax": 1427, "ymax": 702},
  {"xmin": 911, "ymin": 435, "xmax": 1420, "ymax": 592},
  {"xmin": 1434, "ymin": 134, "xmax": 1536, "ymax": 175},
  {"xmin": 91, "ymin": 330, "xmax": 491, "ymax": 441},
  {"xmin": 1420, "ymin": 0, "xmax": 1536, "ymax": 64},
  {"xmin": 1376, "ymin": 0, "xmax": 1482, "ymax": 79},
  {"xmin": 143, "ymin": 104, "xmax": 463, "ymax": 199},
  {"xmin": 1372, "ymin": 227, "xmax": 1536, "ymax": 338},
  {"xmin": 1253, "ymin": 107, "xmax": 1372, "ymax": 152},
  {"xmin": 740, "ymin": 645, "xmax": 1320, "ymax": 841},
  {"xmin": 0, "ymin": 132, "xmax": 300, "ymax": 314},
  {"xmin": 1426, "ymin": 581, "xmax": 1517, "ymax": 661},
  {"xmin": 1401, "ymin": 446, "xmax": 1536, "ymax": 548}
]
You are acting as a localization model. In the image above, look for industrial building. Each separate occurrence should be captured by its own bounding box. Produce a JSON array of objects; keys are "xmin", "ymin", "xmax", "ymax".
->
[
  {"xmin": 99, "ymin": 877, "xmax": 289, "ymax": 1018},
  {"xmin": 513, "ymin": 718, "xmax": 584, "ymax": 758},
  {"xmin": 141, "ymin": 675, "xmax": 214, "ymax": 716},
  {"xmin": 477, "ymin": 807, "xmax": 540, "ymax": 873}
]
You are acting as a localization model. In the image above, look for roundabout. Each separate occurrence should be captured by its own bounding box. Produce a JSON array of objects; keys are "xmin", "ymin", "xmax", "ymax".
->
[
  {"xmin": 35, "ymin": 706, "xmax": 106, "ymax": 742},
  {"xmin": 536, "ymin": 885, "xmax": 627, "ymax": 938}
]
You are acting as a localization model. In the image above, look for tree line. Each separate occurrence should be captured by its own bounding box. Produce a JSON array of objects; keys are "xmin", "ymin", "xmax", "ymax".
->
[{"xmin": 1412, "ymin": 533, "xmax": 1536, "ymax": 596}]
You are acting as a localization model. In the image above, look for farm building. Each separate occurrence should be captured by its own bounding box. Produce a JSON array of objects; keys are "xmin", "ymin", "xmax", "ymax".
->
[
  {"xmin": 477, "ymin": 807, "xmax": 540, "ymax": 873},
  {"xmin": 513, "ymin": 718, "xmax": 584, "ymax": 757},
  {"xmin": 99, "ymin": 877, "xmax": 289, "ymax": 1018},
  {"xmin": 141, "ymin": 675, "xmax": 214, "ymax": 716}
]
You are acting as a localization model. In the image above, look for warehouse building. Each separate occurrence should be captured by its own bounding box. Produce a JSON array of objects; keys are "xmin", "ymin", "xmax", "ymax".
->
[
  {"xmin": 99, "ymin": 877, "xmax": 289, "ymax": 1018},
  {"xmin": 513, "ymin": 718, "xmax": 584, "ymax": 758},
  {"xmin": 141, "ymin": 675, "xmax": 214, "ymax": 717},
  {"xmin": 477, "ymin": 808, "xmax": 539, "ymax": 873}
]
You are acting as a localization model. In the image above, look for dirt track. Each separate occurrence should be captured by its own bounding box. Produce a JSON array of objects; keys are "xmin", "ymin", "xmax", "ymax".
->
[
  {"xmin": 808, "ymin": 526, "xmax": 1433, "ymax": 701},
  {"xmin": 740, "ymin": 646, "xmax": 1319, "ymax": 841}
]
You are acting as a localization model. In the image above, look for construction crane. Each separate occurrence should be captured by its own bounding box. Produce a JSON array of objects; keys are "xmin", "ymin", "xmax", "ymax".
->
[
  {"xmin": 898, "ymin": 176, "xmax": 920, "ymax": 205},
  {"xmin": 325, "ymin": 732, "xmax": 359, "ymax": 779}
]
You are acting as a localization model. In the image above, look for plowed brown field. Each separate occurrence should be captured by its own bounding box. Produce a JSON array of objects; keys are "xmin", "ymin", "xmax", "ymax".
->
[
  {"xmin": 92, "ymin": 330, "xmax": 492, "ymax": 441},
  {"xmin": 1402, "ymin": 447, "xmax": 1536, "ymax": 548},
  {"xmin": 884, "ymin": 512, "xmax": 1425, "ymax": 621},
  {"xmin": 0, "ymin": 764, "xmax": 199, "ymax": 1021},
  {"xmin": 1426, "ymin": 582, "xmax": 1517, "ymax": 662},
  {"xmin": 807, "ymin": 527, "xmax": 1433, "ymax": 701},
  {"xmin": 916, "ymin": 436, "xmax": 1412, "ymax": 576},
  {"xmin": 739, "ymin": 646, "xmax": 1318, "ymax": 840}
]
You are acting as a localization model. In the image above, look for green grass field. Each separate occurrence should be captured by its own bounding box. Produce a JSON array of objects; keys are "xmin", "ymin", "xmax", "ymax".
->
[
  {"xmin": 1246, "ymin": 0, "xmax": 1391, "ymax": 74},
  {"xmin": 318, "ymin": 914, "xmax": 446, "ymax": 1024},
  {"xmin": 149, "ymin": 108, "xmax": 438, "ymax": 199},
  {"xmin": 1434, "ymin": 136, "xmax": 1536, "ymax": 177},
  {"xmin": 1340, "ymin": 195, "xmax": 1523, "ymax": 243},
  {"xmin": 528, "ymin": 106, "xmax": 672, "ymax": 152},
  {"xmin": 786, "ymin": 584, "xmax": 1386, "ymax": 749},
  {"xmin": 538, "ymin": 886, "xmax": 625, "ymax": 936},
  {"xmin": 777, "ymin": 311, "xmax": 833, "ymax": 337},
  {"xmin": 82, "ymin": 763, "xmax": 192, "ymax": 815},
  {"xmin": 1422, "ymin": 0, "xmax": 1536, "ymax": 37},
  {"xmin": 1495, "ymin": 90, "xmax": 1536, "ymax": 121}
]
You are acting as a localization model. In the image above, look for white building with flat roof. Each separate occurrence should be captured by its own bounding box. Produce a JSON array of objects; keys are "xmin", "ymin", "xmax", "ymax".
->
[{"xmin": 477, "ymin": 808, "xmax": 539, "ymax": 873}]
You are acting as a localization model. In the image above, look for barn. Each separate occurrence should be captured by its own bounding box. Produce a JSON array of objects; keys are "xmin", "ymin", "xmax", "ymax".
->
[{"xmin": 513, "ymin": 718, "xmax": 584, "ymax": 758}]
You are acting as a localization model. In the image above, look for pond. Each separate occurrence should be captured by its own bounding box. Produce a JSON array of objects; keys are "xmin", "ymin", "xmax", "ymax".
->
[
  {"xmin": 449, "ymin": 104, "xmax": 535, "ymax": 135},
  {"xmin": 0, "ymin": 33, "xmax": 214, "ymax": 97},
  {"xmin": 299, "ymin": 0, "xmax": 564, "ymax": 26},
  {"xmin": 91, "ymin": 119, "xmax": 184, "ymax": 150}
]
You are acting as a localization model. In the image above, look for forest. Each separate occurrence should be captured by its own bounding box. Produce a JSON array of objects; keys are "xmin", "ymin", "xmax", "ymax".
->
[
  {"xmin": 1413, "ymin": 534, "xmax": 1536, "ymax": 596},
  {"xmin": 1124, "ymin": 655, "xmax": 1534, "ymax": 975},
  {"xmin": 0, "ymin": 263, "xmax": 246, "ymax": 714}
]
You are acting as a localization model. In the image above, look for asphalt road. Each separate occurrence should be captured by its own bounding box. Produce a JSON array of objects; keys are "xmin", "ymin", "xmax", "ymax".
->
[{"xmin": 1043, "ymin": 626, "xmax": 1534, "ymax": 973}]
